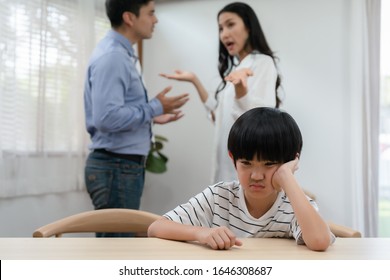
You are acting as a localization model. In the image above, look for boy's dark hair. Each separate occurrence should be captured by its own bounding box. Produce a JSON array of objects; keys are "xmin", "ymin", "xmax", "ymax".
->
[
  {"xmin": 105, "ymin": 0, "xmax": 153, "ymax": 27},
  {"xmin": 228, "ymin": 107, "xmax": 302, "ymax": 164}
]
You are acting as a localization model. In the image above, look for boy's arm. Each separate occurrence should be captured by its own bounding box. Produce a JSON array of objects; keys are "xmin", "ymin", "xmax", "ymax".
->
[
  {"xmin": 272, "ymin": 158, "xmax": 332, "ymax": 251},
  {"xmin": 147, "ymin": 217, "xmax": 242, "ymax": 250}
]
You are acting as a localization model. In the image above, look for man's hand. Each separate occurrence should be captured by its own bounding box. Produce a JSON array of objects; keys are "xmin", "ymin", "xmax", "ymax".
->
[
  {"xmin": 156, "ymin": 86, "xmax": 189, "ymax": 114},
  {"xmin": 154, "ymin": 112, "xmax": 184, "ymax": 124}
]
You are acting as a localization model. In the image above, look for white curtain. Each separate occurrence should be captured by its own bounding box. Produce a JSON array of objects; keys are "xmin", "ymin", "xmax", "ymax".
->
[
  {"xmin": 349, "ymin": 0, "xmax": 381, "ymax": 237},
  {"xmin": 0, "ymin": 0, "xmax": 108, "ymax": 197}
]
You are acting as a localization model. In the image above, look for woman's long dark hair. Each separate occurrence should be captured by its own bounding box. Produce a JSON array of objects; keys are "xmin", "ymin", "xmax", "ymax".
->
[{"xmin": 216, "ymin": 2, "xmax": 281, "ymax": 108}]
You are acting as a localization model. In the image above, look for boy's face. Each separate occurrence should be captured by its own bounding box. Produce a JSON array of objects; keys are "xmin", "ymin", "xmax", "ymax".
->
[{"xmin": 234, "ymin": 156, "xmax": 281, "ymax": 201}]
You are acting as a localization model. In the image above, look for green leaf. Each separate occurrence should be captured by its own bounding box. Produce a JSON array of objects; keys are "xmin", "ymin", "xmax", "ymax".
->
[
  {"xmin": 155, "ymin": 135, "xmax": 168, "ymax": 142},
  {"xmin": 152, "ymin": 141, "xmax": 163, "ymax": 151},
  {"xmin": 146, "ymin": 151, "xmax": 168, "ymax": 173},
  {"xmin": 146, "ymin": 134, "xmax": 169, "ymax": 173},
  {"xmin": 157, "ymin": 151, "xmax": 168, "ymax": 163}
]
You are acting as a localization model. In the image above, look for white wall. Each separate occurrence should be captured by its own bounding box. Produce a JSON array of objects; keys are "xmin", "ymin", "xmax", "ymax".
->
[
  {"xmin": 141, "ymin": 0, "xmax": 354, "ymax": 225},
  {"xmin": 0, "ymin": 191, "xmax": 93, "ymax": 237},
  {"xmin": 0, "ymin": 0, "xmax": 357, "ymax": 237}
]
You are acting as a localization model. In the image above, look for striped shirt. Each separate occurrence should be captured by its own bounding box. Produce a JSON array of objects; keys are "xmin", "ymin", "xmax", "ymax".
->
[{"xmin": 164, "ymin": 181, "xmax": 319, "ymax": 245}]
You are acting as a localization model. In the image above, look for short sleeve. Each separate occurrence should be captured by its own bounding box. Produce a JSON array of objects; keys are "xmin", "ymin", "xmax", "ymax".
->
[{"xmin": 163, "ymin": 186, "xmax": 215, "ymax": 227}]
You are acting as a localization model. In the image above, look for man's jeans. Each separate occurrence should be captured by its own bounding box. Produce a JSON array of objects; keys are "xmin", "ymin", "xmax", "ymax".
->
[{"xmin": 85, "ymin": 151, "xmax": 145, "ymax": 237}]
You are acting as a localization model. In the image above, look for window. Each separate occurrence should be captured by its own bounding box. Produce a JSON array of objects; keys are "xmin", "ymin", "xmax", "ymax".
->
[
  {"xmin": 379, "ymin": 0, "xmax": 390, "ymax": 237},
  {"xmin": 0, "ymin": 0, "xmax": 108, "ymax": 154},
  {"xmin": 0, "ymin": 0, "xmax": 109, "ymax": 197}
]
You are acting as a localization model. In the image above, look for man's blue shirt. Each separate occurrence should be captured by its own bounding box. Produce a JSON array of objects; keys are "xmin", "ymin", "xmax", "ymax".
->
[{"xmin": 84, "ymin": 30, "xmax": 163, "ymax": 155}]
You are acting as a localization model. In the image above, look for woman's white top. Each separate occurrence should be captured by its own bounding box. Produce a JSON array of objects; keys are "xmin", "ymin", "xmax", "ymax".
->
[{"xmin": 204, "ymin": 52, "xmax": 277, "ymax": 183}]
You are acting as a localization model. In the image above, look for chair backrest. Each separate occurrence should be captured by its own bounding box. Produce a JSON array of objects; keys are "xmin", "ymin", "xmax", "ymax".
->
[
  {"xmin": 33, "ymin": 209, "xmax": 161, "ymax": 237},
  {"xmin": 303, "ymin": 189, "xmax": 362, "ymax": 238},
  {"xmin": 328, "ymin": 221, "xmax": 362, "ymax": 238}
]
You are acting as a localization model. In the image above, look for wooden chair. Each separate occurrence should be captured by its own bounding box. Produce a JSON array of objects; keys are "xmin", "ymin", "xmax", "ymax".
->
[
  {"xmin": 33, "ymin": 208, "xmax": 161, "ymax": 237},
  {"xmin": 328, "ymin": 221, "xmax": 362, "ymax": 238},
  {"xmin": 303, "ymin": 189, "xmax": 362, "ymax": 238}
]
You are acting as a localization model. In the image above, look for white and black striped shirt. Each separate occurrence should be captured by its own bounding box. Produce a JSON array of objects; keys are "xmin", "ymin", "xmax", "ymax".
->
[{"xmin": 164, "ymin": 181, "xmax": 319, "ymax": 244}]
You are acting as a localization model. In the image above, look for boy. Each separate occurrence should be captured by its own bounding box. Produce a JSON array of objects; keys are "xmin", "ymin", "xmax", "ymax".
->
[{"xmin": 148, "ymin": 107, "xmax": 334, "ymax": 251}]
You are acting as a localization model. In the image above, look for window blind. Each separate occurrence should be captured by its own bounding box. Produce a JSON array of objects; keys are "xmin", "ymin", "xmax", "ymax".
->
[{"xmin": 0, "ymin": 0, "xmax": 109, "ymax": 197}]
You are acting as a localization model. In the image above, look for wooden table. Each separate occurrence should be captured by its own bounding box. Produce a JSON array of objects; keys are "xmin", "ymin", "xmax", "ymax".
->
[{"xmin": 1, "ymin": 237, "xmax": 389, "ymax": 260}]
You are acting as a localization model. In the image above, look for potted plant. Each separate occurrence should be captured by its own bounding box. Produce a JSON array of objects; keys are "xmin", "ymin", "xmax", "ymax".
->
[{"xmin": 146, "ymin": 135, "xmax": 168, "ymax": 173}]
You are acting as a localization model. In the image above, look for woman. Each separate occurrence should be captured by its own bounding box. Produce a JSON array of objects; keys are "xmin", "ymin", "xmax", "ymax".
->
[{"xmin": 161, "ymin": 2, "xmax": 281, "ymax": 183}]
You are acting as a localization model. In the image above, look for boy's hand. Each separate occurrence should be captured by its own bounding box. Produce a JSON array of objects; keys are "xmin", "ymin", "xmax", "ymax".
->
[
  {"xmin": 271, "ymin": 156, "xmax": 300, "ymax": 192},
  {"xmin": 195, "ymin": 226, "xmax": 242, "ymax": 250}
]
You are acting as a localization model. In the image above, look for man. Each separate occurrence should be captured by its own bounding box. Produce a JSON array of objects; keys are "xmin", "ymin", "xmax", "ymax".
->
[{"xmin": 84, "ymin": 0, "xmax": 189, "ymax": 237}]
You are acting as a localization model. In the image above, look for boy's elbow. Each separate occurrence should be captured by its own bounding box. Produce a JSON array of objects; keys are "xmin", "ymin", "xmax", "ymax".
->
[
  {"xmin": 306, "ymin": 235, "xmax": 332, "ymax": 251},
  {"xmin": 147, "ymin": 218, "xmax": 168, "ymax": 237},
  {"xmin": 147, "ymin": 221, "xmax": 158, "ymax": 237}
]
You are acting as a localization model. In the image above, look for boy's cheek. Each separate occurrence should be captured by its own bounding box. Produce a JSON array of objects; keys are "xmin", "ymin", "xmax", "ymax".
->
[{"xmin": 270, "ymin": 173, "xmax": 282, "ymax": 191}]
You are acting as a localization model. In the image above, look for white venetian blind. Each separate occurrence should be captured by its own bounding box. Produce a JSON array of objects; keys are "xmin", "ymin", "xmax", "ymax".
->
[{"xmin": 0, "ymin": 0, "xmax": 109, "ymax": 197}]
